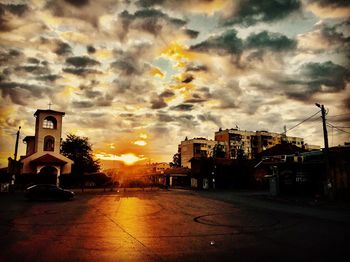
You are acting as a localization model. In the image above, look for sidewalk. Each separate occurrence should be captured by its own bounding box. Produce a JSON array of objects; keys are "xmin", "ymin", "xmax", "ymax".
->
[{"xmin": 188, "ymin": 189, "xmax": 350, "ymax": 224}]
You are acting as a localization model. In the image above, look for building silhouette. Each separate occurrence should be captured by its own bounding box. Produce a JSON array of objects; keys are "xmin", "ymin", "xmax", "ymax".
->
[{"xmin": 19, "ymin": 109, "xmax": 73, "ymax": 185}]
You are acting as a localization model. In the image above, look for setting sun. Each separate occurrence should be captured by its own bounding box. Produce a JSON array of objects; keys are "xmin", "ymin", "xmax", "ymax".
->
[
  {"xmin": 95, "ymin": 152, "xmax": 146, "ymax": 165},
  {"xmin": 134, "ymin": 140, "xmax": 147, "ymax": 146}
]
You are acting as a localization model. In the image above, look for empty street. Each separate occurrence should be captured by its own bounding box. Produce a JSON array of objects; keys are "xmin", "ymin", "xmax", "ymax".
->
[{"xmin": 0, "ymin": 189, "xmax": 349, "ymax": 262}]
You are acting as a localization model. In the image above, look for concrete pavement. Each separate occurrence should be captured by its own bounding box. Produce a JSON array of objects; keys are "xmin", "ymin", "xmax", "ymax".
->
[{"xmin": 0, "ymin": 189, "xmax": 349, "ymax": 261}]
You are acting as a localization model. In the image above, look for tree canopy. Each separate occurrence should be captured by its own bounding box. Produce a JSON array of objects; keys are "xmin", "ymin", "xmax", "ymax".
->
[
  {"xmin": 61, "ymin": 134, "xmax": 100, "ymax": 175},
  {"xmin": 170, "ymin": 152, "xmax": 181, "ymax": 167}
]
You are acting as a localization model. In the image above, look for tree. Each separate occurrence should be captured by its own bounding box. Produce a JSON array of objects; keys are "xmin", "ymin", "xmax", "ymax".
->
[
  {"xmin": 61, "ymin": 134, "xmax": 100, "ymax": 175},
  {"xmin": 213, "ymin": 144, "xmax": 226, "ymax": 158},
  {"xmin": 170, "ymin": 152, "xmax": 181, "ymax": 167}
]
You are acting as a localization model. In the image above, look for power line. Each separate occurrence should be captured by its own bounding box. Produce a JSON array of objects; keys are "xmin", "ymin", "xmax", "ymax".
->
[
  {"xmin": 327, "ymin": 113, "xmax": 350, "ymax": 118},
  {"xmin": 327, "ymin": 123, "xmax": 350, "ymax": 135},
  {"xmin": 327, "ymin": 122, "xmax": 350, "ymax": 128},
  {"xmin": 285, "ymin": 110, "xmax": 321, "ymax": 133}
]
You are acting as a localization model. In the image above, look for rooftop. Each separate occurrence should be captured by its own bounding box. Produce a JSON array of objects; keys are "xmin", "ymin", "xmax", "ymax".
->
[{"xmin": 34, "ymin": 109, "xmax": 65, "ymax": 117}]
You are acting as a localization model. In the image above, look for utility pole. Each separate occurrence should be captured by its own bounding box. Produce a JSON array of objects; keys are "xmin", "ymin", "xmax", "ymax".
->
[
  {"xmin": 11, "ymin": 126, "xmax": 21, "ymax": 189},
  {"xmin": 315, "ymin": 103, "xmax": 332, "ymax": 197},
  {"xmin": 14, "ymin": 126, "xmax": 21, "ymax": 161}
]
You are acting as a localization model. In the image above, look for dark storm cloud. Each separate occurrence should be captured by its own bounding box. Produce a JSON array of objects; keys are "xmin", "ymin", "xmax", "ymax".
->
[
  {"xmin": 0, "ymin": 82, "xmax": 53, "ymax": 105},
  {"xmin": 224, "ymin": 0, "xmax": 301, "ymax": 27},
  {"xmin": 151, "ymin": 97, "xmax": 167, "ymax": 109},
  {"xmin": 45, "ymin": 0, "xmax": 110, "ymax": 28},
  {"xmin": 184, "ymin": 92, "xmax": 208, "ymax": 103},
  {"xmin": 184, "ymin": 29, "xmax": 199, "ymax": 39},
  {"xmin": 0, "ymin": 3, "xmax": 28, "ymax": 31},
  {"xmin": 36, "ymin": 74, "xmax": 60, "ymax": 82},
  {"xmin": 0, "ymin": 3, "xmax": 28, "ymax": 16},
  {"xmin": 96, "ymin": 93, "xmax": 114, "ymax": 107},
  {"xmin": 55, "ymin": 41, "xmax": 72, "ymax": 56},
  {"xmin": 176, "ymin": 114, "xmax": 199, "ymax": 129},
  {"xmin": 184, "ymin": 98, "xmax": 207, "ymax": 103},
  {"xmin": 132, "ymin": 9, "xmax": 186, "ymax": 26},
  {"xmin": 136, "ymin": 0, "xmax": 165, "ymax": 7},
  {"xmin": 111, "ymin": 78, "xmax": 150, "ymax": 105},
  {"xmin": 111, "ymin": 59, "xmax": 142, "ymax": 75},
  {"xmin": 15, "ymin": 65, "xmax": 50, "ymax": 75},
  {"xmin": 344, "ymin": 97, "xmax": 350, "ymax": 110},
  {"xmin": 160, "ymin": 90, "xmax": 175, "ymax": 98},
  {"xmin": 185, "ymin": 63, "xmax": 208, "ymax": 72},
  {"xmin": 319, "ymin": 22, "xmax": 350, "ymax": 49},
  {"xmin": 80, "ymin": 87, "xmax": 103, "ymax": 98},
  {"xmin": 119, "ymin": 9, "xmax": 186, "ymax": 36},
  {"xmin": 27, "ymin": 58, "xmax": 40, "ymax": 64},
  {"xmin": 75, "ymin": 116, "xmax": 111, "ymax": 129},
  {"xmin": 285, "ymin": 61, "xmax": 349, "ymax": 100},
  {"xmin": 66, "ymin": 56, "xmax": 100, "ymax": 67},
  {"xmin": 245, "ymin": 31, "xmax": 297, "ymax": 51},
  {"xmin": 62, "ymin": 68, "xmax": 101, "ymax": 76},
  {"xmin": 0, "ymin": 49, "xmax": 23, "ymax": 64},
  {"xmin": 170, "ymin": 104, "xmax": 194, "ymax": 111},
  {"xmin": 71, "ymin": 100, "xmax": 95, "ymax": 108},
  {"xmin": 191, "ymin": 29, "xmax": 243, "ymax": 55},
  {"xmin": 181, "ymin": 74, "xmax": 194, "ymax": 83},
  {"xmin": 87, "ymin": 45, "xmax": 96, "ymax": 54},
  {"xmin": 178, "ymin": 115, "xmax": 194, "ymax": 121},
  {"xmin": 158, "ymin": 112, "xmax": 175, "ymax": 122},
  {"xmin": 308, "ymin": 0, "xmax": 350, "ymax": 7},
  {"xmin": 212, "ymin": 80, "xmax": 241, "ymax": 109},
  {"xmin": 191, "ymin": 29, "xmax": 297, "ymax": 67},
  {"xmin": 64, "ymin": 0, "xmax": 90, "ymax": 7},
  {"xmin": 197, "ymin": 113, "xmax": 222, "ymax": 127},
  {"xmin": 120, "ymin": 113, "xmax": 134, "ymax": 118}
]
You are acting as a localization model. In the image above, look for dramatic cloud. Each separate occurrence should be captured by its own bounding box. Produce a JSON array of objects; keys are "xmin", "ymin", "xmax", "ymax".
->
[
  {"xmin": 171, "ymin": 104, "xmax": 194, "ymax": 111},
  {"xmin": 151, "ymin": 97, "xmax": 167, "ymax": 109},
  {"xmin": 0, "ymin": 82, "xmax": 54, "ymax": 105},
  {"xmin": 55, "ymin": 42, "xmax": 72, "ymax": 56},
  {"xmin": 0, "ymin": 0, "xmax": 349, "ymax": 167},
  {"xmin": 285, "ymin": 61, "xmax": 349, "ymax": 99},
  {"xmin": 245, "ymin": 31, "xmax": 297, "ymax": 51},
  {"xmin": 223, "ymin": 0, "xmax": 301, "ymax": 26},
  {"xmin": 191, "ymin": 29, "xmax": 243, "ymax": 55},
  {"xmin": 308, "ymin": 0, "xmax": 350, "ymax": 7},
  {"xmin": 297, "ymin": 21, "xmax": 350, "ymax": 52},
  {"xmin": 118, "ymin": 9, "xmax": 187, "ymax": 38},
  {"xmin": 307, "ymin": 0, "xmax": 350, "ymax": 18},
  {"xmin": 197, "ymin": 113, "xmax": 222, "ymax": 127},
  {"xmin": 62, "ymin": 68, "xmax": 101, "ymax": 76},
  {"xmin": 66, "ymin": 56, "xmax": 100, "ymax": 67},
  {"xmin": 0, "ymin": 3, "xmax": 28, "ymax": 31}
]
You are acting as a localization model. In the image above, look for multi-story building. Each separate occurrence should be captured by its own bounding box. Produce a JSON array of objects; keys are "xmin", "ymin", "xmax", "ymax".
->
[
  {"xmin": 179, "ymin": 137, "xmax": 217, "ymax": 168},
  {"xmin": 304, "ymin": 144, "xmax": 321, "ymax": 151},
  {"xmin": 215, "ymin": 128, "xmax": 304, "ymax": 160}
]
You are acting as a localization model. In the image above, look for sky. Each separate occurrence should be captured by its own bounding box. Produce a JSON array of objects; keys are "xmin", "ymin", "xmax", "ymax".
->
[{"xmin": 0, "ymin": 0, "xmax": 349, "ymax": 168}]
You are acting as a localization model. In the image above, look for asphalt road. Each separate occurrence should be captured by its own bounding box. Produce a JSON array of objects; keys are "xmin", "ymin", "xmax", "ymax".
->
[{"xmin": 0, "ymin": 189, "xmax": 349, "ymax": 262}]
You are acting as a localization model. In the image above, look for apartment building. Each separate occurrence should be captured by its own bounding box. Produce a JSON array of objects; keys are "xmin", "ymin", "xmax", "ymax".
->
[
  {"xmin": 180, "ymin": 137, "xmax": 217, "ymax": 168},
  {"xmin": 215, "ymin": 128, "xmax": 304, "ymax": 159}
]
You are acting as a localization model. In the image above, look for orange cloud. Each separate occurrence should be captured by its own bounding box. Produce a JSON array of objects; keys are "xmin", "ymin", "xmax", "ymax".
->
[{"xmin": 149, "ymin": 66, "xmax": 165, "ymax": 78}]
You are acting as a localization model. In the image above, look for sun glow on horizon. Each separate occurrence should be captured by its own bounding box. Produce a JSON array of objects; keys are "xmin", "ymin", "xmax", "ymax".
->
[
  {"xmin": 133, "ymin": 140, "xmax": 147, "ymax": 146},
  {"xmin": 95, "ymin": 153, "xmax": 146, "ymax": 165}
]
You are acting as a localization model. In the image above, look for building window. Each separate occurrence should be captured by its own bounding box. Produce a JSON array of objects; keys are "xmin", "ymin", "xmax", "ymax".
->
[
  {"xmin": 43, "ymin": 116, "xmax": 57, "ymax": 129},
  {"xmin": 44, "ymin": 136, "xmax": 55, "ymax": 151}
]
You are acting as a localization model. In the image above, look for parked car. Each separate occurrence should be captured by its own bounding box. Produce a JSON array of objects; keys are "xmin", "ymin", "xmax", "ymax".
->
[{"xmin": 25, "ymin": 184, "xmax": 75, "ymax": 201}]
